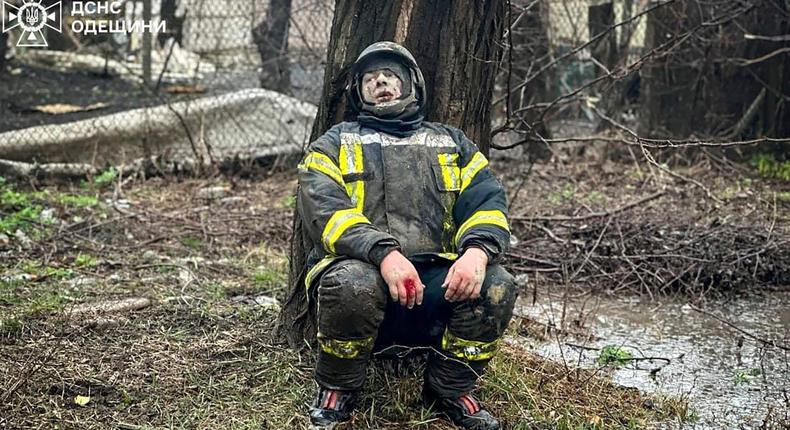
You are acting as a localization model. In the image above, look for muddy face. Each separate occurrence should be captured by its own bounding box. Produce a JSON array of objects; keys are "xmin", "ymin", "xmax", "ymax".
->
[{"xmin": 361, "ymin": 69, "xmax": 403, "ymax": 105}]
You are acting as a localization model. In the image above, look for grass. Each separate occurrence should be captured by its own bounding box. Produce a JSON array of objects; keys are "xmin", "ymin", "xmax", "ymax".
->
[
  {"xmin": 751, "ymin": 153, "xmax": 790, "ymax": 181},
  {"xmin": 596, "ymin": 345, "xmax": 634, "ymax": 367},
  {"xmin": 0, "ymin": 173, "xmax": 705, "ymax": 429}
]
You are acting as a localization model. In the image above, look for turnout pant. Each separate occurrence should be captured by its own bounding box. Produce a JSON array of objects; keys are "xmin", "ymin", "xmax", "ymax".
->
[{"xmin": 313, "ymin": 258, "xmax": 518, "ymax": 398}]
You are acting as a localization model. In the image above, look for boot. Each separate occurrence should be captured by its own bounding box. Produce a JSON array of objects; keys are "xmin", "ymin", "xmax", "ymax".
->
[
  {"xmin": 308, "ymin": 387, "xmax": 358, "ymax": 428},
  {"xmin": 423, "ymin": 385, "xmax": 500, "ymax": 430}
]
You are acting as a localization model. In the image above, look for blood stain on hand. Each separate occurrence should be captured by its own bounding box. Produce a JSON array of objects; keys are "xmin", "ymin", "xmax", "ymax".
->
[{"xmin": 404, "ymin": 279, "xmax": 416, "ymax": 297}]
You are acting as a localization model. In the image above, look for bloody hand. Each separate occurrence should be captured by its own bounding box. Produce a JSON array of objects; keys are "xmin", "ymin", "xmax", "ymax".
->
[{"xmin": 380, "ymin": 250, "xmax": 424, "ymax": 309}]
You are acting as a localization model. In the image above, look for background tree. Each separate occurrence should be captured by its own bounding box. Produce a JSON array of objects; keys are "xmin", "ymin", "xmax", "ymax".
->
[
  {"xmin": 640, "ymin": 0, "xmax": 790, "ymax": 141},
  {"xmin": 277, "ymin": 0, "xmax": 506, "ymax": 348},
  {"xmin": 0, "ymin": 32, "xmax": 7, "ymax": 73},
  {"xmin": 252, "ymin": 0, "xmax": 293, "ymax": 93}
]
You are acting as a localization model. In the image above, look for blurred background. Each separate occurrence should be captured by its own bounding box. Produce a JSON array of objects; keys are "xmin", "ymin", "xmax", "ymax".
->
[{"xmin": 1, "ymin": 0, "xmax": 786, "ymax": 176}]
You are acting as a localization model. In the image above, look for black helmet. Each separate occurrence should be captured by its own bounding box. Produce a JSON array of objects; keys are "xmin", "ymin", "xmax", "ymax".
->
[{"xmin": 348, "ymin": 41, "xmax": 426, "ymax": 118}]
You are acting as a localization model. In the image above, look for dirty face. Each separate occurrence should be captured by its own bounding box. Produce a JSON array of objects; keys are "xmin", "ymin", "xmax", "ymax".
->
[{"xmin": 361, "ymin": 69, "xmax": 403, "ymax": 105}]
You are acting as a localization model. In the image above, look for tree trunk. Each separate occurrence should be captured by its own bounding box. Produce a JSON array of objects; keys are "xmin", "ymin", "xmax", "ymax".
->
[
  {"xmin": 277, "ymin": 0, "xmax": 506, "ymax": 349},
  {"xmin": 588, "ymin": 2, "xmax": 617, "ymax": 75},
  {"xmin": 640, "ymin": 0, "xmax": 790, "ymax": 141},
  {"xmin": 252, "ymin": 0, "xmax": 293, "ymax": 94},
  {"xmin": 0, "ymin": 31, "xmax": 7, "ymax": 73},
  {"xmin": 503, "ymin": 0, "xmax": 552, "ymax": 160},
  {"xmin": 158, "ymin": 0, "xmax": 186, "ymax": 47}
]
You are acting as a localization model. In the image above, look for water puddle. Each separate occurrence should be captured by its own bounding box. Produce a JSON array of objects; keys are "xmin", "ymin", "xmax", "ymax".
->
[{"xmin": 514, "ymin": 281, "xmax": 790, "ymax": 428}]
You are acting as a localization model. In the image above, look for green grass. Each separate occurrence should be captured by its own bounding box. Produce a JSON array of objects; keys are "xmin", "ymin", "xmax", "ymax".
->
[
  {"xmin": 82, "ymin": 167, "xmax": 118, "ymax": 189},
  {"xmin": 180, "ymin": 235, "xmax": 203, "ymax": 250},
  {"xmin": 74, "ymin": 254, "xmax": 99, "ymax": 268},
  {"xmin": 751, "ymin": 153, "xmax": 790, "ymax": 181},
  {"xmin": 597, "ymin": 345, "xmax": 634, "ymax": 367},
  {"xmin": 548, "ymin": 183, "xmax": 577, "ymax": 205}
]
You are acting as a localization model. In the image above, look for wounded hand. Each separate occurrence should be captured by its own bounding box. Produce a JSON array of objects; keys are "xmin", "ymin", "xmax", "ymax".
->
[{"xmin": 380, "ymin": 250, "xmax": 424, "ymax": 309}]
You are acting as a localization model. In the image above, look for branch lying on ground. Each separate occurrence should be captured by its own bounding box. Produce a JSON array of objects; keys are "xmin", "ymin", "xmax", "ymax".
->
[
  {"xmin": 512, "ymin": 191, "xmax": 667, "ymax": 222},
  {"xmin": 688, "ymin": 304, "xmax": 790, "ymax": 351}
]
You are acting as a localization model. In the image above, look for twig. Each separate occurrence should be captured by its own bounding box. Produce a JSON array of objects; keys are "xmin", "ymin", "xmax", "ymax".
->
[
  {"xmin": 512, "ymin": 190, "xmax": 666, "ymax": 222},
  {"xmin": 688, "ymin": 304, "xmax": 790, "ymax": 351}
]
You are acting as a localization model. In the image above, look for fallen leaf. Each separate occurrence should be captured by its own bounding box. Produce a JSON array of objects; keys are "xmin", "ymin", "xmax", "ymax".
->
[
  {"xmin": 74, "ymin": 395, "xmax": 91, "ymax": 406},
  {"xmin": 33, "ymin": 103, "xmax": 109, "ymax": 115}
]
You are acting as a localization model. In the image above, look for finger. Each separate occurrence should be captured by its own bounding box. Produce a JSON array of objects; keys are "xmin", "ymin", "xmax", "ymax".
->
[
  {"xmin": 444, "ymin": 272, "xmax": 462, "ymax": 302},
  {"xmin": 416, "ymin": 281, "xmax": 425, "ymax": 306},
  {"xmin": 388, "ymin": 281, "xmax": 399, "ymax": 302},
  {"xmin": 456, "ymin": 277, "xmax": 473, "ymax": 302},
  {"xmin": 442, "ymin": 266, "xmax": 455, "ymax": 288},
  {"xmin": 397, "ymin": 281, "xmax": 408, "ymax": 307},
  {"xmin": 406, "ymin": 279, "xmax": 417, "ymax": 309},
  {"xmin": 470, "ymin": 281, "xmax": 483, "ymax": 300}
]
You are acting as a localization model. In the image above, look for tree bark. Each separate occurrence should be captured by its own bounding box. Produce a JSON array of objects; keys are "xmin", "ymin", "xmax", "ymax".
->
[
  {"xmin": 502, "ymin": 0, "xmax": 552, "ymax": 160},
  {"xmin": 0, "ymin": 31, "xmax": 7, "ymax": 74},
  {"xmin": 277, "ymin": 0, "xmax": 506, "ymax": 349},
  {"xmin": 252, "ymin": 0, "xmax": 293, "ymax": 94}
]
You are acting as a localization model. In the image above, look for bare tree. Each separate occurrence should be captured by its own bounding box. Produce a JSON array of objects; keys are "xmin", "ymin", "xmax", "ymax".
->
[
  {"xmin": 277, "ymin": 0, "xmax": 506, "ymax": 348},
  {"xmin": 252, "ymin": 0, "xmax": 293, "ymax": 94},
  {"xmin": 641, "ymin": 0, "xmax": 790, "ymax": 140}
]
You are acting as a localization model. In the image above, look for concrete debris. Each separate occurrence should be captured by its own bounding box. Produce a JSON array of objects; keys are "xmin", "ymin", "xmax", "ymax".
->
[{"xmin": 69, "ymin": 297, "xmax": 152, "ymax": 315}]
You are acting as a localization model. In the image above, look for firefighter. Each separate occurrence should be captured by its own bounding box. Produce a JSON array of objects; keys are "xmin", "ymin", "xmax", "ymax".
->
[{"xmin": 297, "ymin": 41, "xmax": 517, "ymax": 430}]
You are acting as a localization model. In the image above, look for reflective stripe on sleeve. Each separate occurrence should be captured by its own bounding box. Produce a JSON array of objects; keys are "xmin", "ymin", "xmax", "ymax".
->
[
  {"xmin": 460, "ymin": 152, "xmax": 489, "ymax": 193},
  {"xmin": 322, "ymin": 208, "xmax": 371, "ymax": 254},
  {"xmin": 454, "ymin": 209, "xmax": 509, "ymax": 245},
  {"xmin": 441, "ymin": 329, "xmax": 500, "ymax": 361},
  {"xmin": 298, "ymin": 151, "xmax": 344, "ymax": 186}
]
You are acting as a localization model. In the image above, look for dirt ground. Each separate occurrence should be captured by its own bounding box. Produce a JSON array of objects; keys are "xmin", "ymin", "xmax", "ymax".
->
[{"xmin": 1, "ymin": 152, "xmax": 787, "ymax": 429}]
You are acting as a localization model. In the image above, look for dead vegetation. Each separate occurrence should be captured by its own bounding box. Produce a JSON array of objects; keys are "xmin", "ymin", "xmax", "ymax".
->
[{"xmin": 1, "ymin": 153, "xmax": 786, "ymax": 429}]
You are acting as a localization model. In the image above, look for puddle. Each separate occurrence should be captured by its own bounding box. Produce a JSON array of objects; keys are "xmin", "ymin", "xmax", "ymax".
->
[{"xmin": 514, "ymin": 281, "xmax": 790, "ymax": 429}]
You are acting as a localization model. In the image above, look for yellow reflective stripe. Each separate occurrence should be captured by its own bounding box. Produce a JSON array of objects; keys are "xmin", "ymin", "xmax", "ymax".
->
[
  {"xmin": 460, "ymin": 152, "xmax": 489, "ymax": 193},
  {"xmin": 347, "ymin": 180, "xmax": 364, "ymax": 212},
  {"xmin": 454, "ymin": 210, "xmax": 509, "ymax": 245},
  {"xmin": 304, "ymin": 255, "xmax": 340, "ymax": 291},
  {"xmin": 437, "ymin": 153, "xmax": 460, "ymax": 191},
  {"xmin": 317, "ymin": 333, "xmax": 375, "ymax": 359},
  {"xmin": 340, "ymin": 139, "xmax": 365, "ymax": 211},
  {"xmin": 299, "ymin": 152, "xmax": 344, "ymax": 186},
  {"xmin": 339, "ymin": 138, "xmax": 364, "ymax": 175},
  {"xmin": 437, "ymin": 252, "xmax": 459, "ymax": 260},
  {"xmin": 441, "ymin": 329, "xmax": 500, "ymax": 361},
  {"xmin": 322, "ymin": 208, "xmax": 371, "ymax": 253}
]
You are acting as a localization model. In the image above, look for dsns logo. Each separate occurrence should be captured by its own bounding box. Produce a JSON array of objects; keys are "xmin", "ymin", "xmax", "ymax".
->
[{"xmin": 2, "ymin": 0, "xmax": 62, "ymax": 47}]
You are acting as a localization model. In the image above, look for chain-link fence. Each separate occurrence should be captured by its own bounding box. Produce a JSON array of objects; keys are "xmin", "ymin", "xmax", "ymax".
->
[
  {"xmin": 0, "ymin": 0, "xmax": 333, "ymax": 176},
  {"xmin": 0, "ymin": 0, "xmax": 786, "ymax": 177}
]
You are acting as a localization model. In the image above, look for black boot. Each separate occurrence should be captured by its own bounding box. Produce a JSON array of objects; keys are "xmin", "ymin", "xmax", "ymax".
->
[
  {"xmin": 308, "ymin": 387, "xmax": 358, "ymax": 428},
  {"xmin": 423, "ymin": 385, "xmax": 500, "ymax": 430}
]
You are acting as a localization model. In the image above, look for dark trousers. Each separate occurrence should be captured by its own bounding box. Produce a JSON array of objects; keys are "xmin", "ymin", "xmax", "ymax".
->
[{"xmin": 314, "ymin": 257, "xmax": 518, "ymax": 397}]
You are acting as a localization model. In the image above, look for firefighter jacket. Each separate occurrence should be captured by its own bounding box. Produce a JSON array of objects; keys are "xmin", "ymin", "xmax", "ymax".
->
[{"xmin": 297, "ymin": 121, "xmax": 510, "ymax": 288}]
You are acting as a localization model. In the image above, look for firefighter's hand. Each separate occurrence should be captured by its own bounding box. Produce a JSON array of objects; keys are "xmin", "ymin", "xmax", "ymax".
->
[
  {"xmin": 443, "ymin": 248, "xmax": 488, "ymax": 302},
  {"xmin": 380, "ymin": 250, "xmax": 424, "ymax": 309}
]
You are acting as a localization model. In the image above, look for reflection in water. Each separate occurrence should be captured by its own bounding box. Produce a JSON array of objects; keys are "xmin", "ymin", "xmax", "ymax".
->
[{"xmin": 513, "ymin": 280, "xmax": 790, "ymax": 429}]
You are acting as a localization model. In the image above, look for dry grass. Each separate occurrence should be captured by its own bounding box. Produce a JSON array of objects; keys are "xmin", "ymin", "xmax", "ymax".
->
[{"xmin": 3, "ymin": 162, "xmax": 754, "ymax": 429}]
